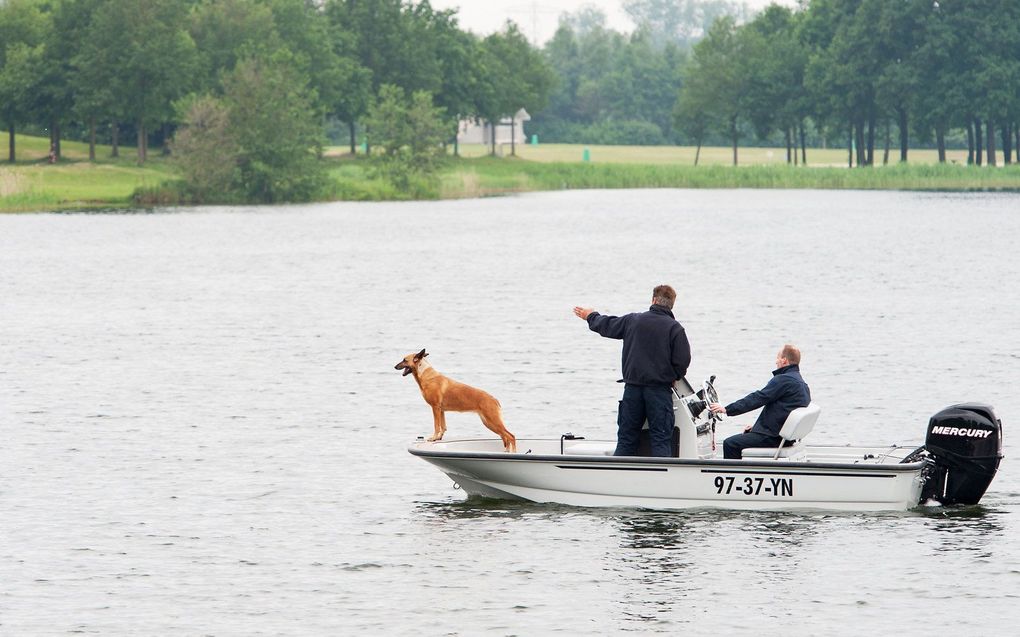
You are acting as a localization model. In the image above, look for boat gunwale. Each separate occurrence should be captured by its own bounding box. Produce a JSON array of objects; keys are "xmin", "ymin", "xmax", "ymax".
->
[{"xmin": 408, "ymin": 439, "xmax": 928, "ymax": 473}]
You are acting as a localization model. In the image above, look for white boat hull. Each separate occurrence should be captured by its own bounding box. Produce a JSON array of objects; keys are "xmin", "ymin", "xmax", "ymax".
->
[{"xmin": 409, "ymin": 438, "xmax": 928, "ymax": 512}]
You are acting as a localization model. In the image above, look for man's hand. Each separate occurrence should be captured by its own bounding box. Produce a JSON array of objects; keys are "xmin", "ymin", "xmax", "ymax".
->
[
  {"xmin": 709, "ymin": 403, "xmax": 727, "ymax": 415},
  {"xmin": 573, "ymin": 306, "xmax": 594, "ymax": 320}
]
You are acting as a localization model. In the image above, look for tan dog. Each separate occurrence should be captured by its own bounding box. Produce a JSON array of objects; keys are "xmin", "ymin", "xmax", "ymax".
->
[{"xmin": 395, "ymin": 349, "xmax": 517, "ymax": 452}]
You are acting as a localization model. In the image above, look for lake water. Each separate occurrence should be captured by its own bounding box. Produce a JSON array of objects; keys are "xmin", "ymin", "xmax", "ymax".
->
[{"xmin": 2, "ymin": 189, "xmax": 1019, "ymax": 635}]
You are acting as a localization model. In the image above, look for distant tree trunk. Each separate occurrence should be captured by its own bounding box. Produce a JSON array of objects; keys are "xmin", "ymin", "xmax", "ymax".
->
[
  {"xmin": 855, "ymin": 120, "xmax": 866, "ymax": 167},
  {"xmin": 7, "ymin": 124, "xmax": 14, "ymax": 162},
  {"xmin": 898, "ymin": 107, "xmax": 908, "ymax": 163},
  {"xmin": 847, "ymin": 124, "xmax": 854, "ymax": 168},
  {"xmin": 111, "ymin": 123, "xmax": 120, "ymax": 158},
  {"xmin": 966, "ymin": 122, "xmax": 974, "ymax": 164},
  {"xmin": 137, "ymin": 121, "xmax": 146, "ymax": 164},
  {"xmin": 1015, "ymin": 124, "xmax": 1019, "ymax": 163},
  {"xmin": 49, "ymin": 121, "xmax": 62, "ymax": 159},
  {"xmin": 349, "ymin": 121, "xmax": 356, "ymax": 154},
  {"xmin": 1007, "ymin": 122, "xmax": 1015, "ymax": 164},
  {"xmin": 490, "ymin": 121, "xmax": 497, "ymax": 156},
  {"xmin": 882, "ymin": 118, "xmax": 891, "ymax": 166},
  {"xmin": 729, "ymin": 116, "xmax": 738, "ymax": 166},
  {"xmin": 936, "ymin": 126, "xmax": 946, "ymax": 163},
  {"xmin": 785, "ymin": 127, "xmax": 792, "ymax": 164},
  {"xmin": 799, "ymin": 122, "xmax": 807, "ymax": 165},
  {"xmin": 161, "ymin": 123, "xmax": 171, "ymax": 156},
  {"xmin": 693, "ymin": 140, "xmax": 702, "ymax": 166},
  {"xmin": 866, "ymin": 112, "xmax": 875, "ymax": 166},
  {"xmin": 974, "ymin": 118, "xmax": 983, "ymax": 166},
  {"xmin": 89, "ymin": 117, "xmax": 96, "ymax": 161},
  {"xmin": 793, "ymin": 127, "xmax": 799, "ymax": 166},
  {"xmin": 986, "ymin": 119, "xmax": 996, "ymax": 166},
  {"xmin": 511, "ymin": 119, "xmax": 516, "ymax": 156}
]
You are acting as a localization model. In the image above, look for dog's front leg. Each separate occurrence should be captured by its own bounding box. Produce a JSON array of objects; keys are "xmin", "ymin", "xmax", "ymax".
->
[{"xmin": 427, "ymin": 406, "xmax": 446, "ymax": 442}]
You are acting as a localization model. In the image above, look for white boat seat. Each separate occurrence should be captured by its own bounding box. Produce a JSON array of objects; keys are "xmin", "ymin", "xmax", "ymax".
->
[{"xmin": 741, "ymin": 403, "xmax": 821, "ymax": 460}]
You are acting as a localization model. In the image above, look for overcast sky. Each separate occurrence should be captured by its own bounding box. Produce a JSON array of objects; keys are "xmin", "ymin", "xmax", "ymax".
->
[{"xmin": 430, "ymin": 0, "xmax": 789, "ymax": 46}]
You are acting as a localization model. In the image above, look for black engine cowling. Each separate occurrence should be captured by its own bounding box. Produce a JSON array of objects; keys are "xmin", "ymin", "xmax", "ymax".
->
[{"xmin": 921, "ymin": 403, "xmax": 1003, "ymax": 505}]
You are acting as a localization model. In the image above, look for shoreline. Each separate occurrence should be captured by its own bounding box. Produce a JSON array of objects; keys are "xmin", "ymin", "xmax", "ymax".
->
[{"xmin": 3, "ymin": 140, "xmax": 1020, "ymax": 213}]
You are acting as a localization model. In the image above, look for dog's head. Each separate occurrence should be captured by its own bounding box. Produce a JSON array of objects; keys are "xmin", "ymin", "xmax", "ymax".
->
[{"xmin": 395, "ymin": 348, "xmax": 428, "ymax": 376}]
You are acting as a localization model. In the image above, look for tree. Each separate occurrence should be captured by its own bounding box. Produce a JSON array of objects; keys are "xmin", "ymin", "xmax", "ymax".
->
[
  {"xmin": 0, "ymin": 0, "xmax": 48, "ymax": 162},
  {"xmin": 171, "ymin": 95, "xmax": 238, "ymax": 201},
  {"xmin": 476, "ymin": 22, "xmax": 554, "ymax": 155},
  {"xmin": 680, "ymin": 16, "xmax": 748, "ymax": 165},
  {"xmin": 741, "ymin": 5, "xmax": 808, "ymax": 164},
  {"xmin": 911, "ymin": 0, "xmax": 964, "ymax": 163},
  {"xmin": 221, "ymin": 54, "xmax": 327, "ymax": 202},
  {"xmin": 80, "ymin": 0, "xmax": 199, "ymax": 164},
  {"xmin": 64, "ymin": 0, "xmax": 117, "ymax": 161},
  {"xmin": 673, "ymin": 78, "xmax": 712, "ymax": 165},
  {"xmin": 188, "ymin": 0, "xmax": 278, "ymax": 90},
  {"xmin": 802, "ymin": 0, "xmax": 876, "ymax": 167},
  {"xmin": 623, "ymin": 0, "xmax": 750, "ymax": 49},
  {"xmin": 366, "ymin": 84, "xmax": 447, "ymax": 191}
]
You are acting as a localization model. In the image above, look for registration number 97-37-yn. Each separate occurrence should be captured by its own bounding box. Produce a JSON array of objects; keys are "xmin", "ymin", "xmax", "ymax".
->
[{"xmin": 714, "ymin": 475, "xmax": 794, "ymax": 497}]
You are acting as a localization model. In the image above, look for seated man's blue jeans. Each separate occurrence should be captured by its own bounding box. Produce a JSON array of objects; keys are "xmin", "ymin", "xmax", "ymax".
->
[
  {"xmin": 615, "ymin": 384, "xmax": 674, "ymax": 457},
  {"xmin": 723, "ymin": 431, "xmax": 782, "ymax": 459}
]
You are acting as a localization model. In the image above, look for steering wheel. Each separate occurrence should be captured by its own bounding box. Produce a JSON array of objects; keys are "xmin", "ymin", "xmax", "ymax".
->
[{"xmin": 702, "ymin": 376, "xmax": 720, "ymax": 422}]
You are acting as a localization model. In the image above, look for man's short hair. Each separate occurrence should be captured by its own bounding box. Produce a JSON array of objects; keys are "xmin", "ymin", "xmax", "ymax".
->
[
  {"xmin": 652, "ymin": 284, "xmax": 676, "ymax": 309},
  {"xmin": 780, "ymin": 344, "xmax": 801, "ymax": 365}
]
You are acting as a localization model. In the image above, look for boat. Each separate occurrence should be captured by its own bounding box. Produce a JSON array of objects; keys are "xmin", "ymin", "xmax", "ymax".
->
[{"xmin": 408, "ymin": 377, "xmax": 1003, "ymax": 512}]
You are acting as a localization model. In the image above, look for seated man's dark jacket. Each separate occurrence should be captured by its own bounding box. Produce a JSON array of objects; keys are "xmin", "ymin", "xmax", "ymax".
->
[
  {"xmin": 586, "ymin": 305, "xmax": 691, "ymax": 387},
  {"xmin": 725, "ymin": 364, "xmax": 810, "ymax": 437}
]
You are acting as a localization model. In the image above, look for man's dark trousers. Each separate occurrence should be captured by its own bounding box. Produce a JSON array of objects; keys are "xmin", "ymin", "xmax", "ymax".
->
[
  {"xmin": 615, "ymin": 384, "xmax": 674, "ymax": 457},
  {"xmin": 723, "ymin": 431, "xmax": 782, "ymax": 459}
]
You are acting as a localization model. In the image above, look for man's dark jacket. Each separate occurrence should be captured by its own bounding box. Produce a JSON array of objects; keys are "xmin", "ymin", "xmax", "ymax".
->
[
  {"xmin": 586, "ymin": 304, "xmax": 691, "ymax": 387},
  {"xmin": 725, "ymin": 364, "xmax": 810, "ymax": 437}
]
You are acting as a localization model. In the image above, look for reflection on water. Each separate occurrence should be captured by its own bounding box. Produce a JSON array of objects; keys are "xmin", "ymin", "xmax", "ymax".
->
[{"xmin": 919, "ymin": 505, "xmax": 1004, "ymax": 560}]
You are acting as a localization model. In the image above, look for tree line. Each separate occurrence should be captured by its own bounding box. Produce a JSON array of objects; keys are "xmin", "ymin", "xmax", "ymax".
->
[
  {"xmin": 682, "ymin": 0, "xmax": 1020, "ymax": 166},
  {"xmin": 539, "ymin": 0, "xmax": 1020, "ymax": 167},
  {"xmin": 0, "ymin": 0, "xmax": 552, "ymax": 187},
  {"xmin": 2, "ymin": 0, "xmax": 1018, "ymax": 198}
]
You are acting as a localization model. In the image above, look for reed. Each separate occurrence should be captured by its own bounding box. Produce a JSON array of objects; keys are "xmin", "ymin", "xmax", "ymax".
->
[{"xmin": 441, "ymin": 159, "xmax": 1020, "ymax": 197}]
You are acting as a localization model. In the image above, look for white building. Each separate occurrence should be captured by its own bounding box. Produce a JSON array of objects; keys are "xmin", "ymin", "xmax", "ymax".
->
[{"xmin": 457, "ymin": 109, "xmax": 530, "ymax": 145}]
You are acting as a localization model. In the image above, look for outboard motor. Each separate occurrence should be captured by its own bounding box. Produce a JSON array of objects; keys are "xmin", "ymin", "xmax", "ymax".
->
[{"xmin": 921, "ymin": 403, "xmax": 1003, "ymax": 505}]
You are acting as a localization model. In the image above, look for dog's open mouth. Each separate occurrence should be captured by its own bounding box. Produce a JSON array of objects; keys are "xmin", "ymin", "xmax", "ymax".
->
[{"xmin": 395, "ymin": 362, "xmax": 412, "ymax": 376}]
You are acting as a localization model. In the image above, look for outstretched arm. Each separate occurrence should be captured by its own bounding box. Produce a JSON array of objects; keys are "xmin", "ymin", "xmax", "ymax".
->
[{"xmin": 724, "ymin": 376, "xmax": 785, "ymax": 417}]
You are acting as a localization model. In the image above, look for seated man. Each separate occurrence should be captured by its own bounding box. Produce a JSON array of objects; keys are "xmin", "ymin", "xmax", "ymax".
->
[{"xmin": 709, "ymin": 344, "xmax": 811, "ymax": 460}]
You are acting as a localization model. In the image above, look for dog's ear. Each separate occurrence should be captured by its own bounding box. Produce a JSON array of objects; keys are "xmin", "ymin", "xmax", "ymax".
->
[{"xmin": 414, "ymin": 348, "xmax": 427, "ymax": 361}]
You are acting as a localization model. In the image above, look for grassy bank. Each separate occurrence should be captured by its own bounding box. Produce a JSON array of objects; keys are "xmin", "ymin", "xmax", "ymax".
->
[
  {"xmin": 0, "ymin": 135, "xmax": 173, "ymax": 212},
  {"xmin": 4, "ymin": 134, "xmax": 1020, "ymax": 212}
]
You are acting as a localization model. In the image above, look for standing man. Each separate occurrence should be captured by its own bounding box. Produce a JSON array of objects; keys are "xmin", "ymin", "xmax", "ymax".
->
[
  {"xmin": 709, "ymin": 344, "xmax": 811, "ymax": 459},
  {"xmin": 574, "ymin": 285, "xmax": 691, "ymax": 457}
]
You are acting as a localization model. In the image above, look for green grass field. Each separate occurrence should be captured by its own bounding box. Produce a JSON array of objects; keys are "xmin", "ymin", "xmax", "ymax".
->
[
  {"xmin": 3, "ymin": 134, "xmax": 1018, "ymax": 212},
  {"xmin": 442, "ymin": 142, "xmax": 974, "ymax": 167},
  {"xmin": 0, "ymin": 135, "xmax": 172, "ymax": 212},
  {"xmin": 328, "ymin": 142, "xmax": 974, "ymax": 167}
]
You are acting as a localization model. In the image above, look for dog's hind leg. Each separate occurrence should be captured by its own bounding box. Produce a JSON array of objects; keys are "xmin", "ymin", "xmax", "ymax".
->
[
  {"xmin": 480, "ymin": 407, "xmax": 517, "ymax": 453},
  {"xmin": 428, "ymin": 406, "xmax": 446, "ymax": 442}
]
